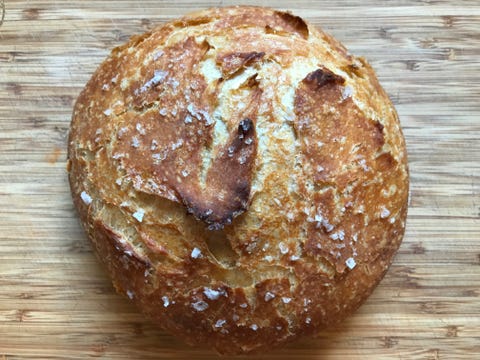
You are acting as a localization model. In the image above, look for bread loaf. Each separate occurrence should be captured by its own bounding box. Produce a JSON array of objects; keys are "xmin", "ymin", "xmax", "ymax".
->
[{"xmin": 68, "ymin": 6, "xmax": 409, "ymax": 354}]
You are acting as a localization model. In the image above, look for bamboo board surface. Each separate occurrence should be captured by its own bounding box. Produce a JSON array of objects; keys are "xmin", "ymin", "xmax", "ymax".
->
[{"xmin": 0, "ymin": 0, "xmax": 479, "ymax": 359}]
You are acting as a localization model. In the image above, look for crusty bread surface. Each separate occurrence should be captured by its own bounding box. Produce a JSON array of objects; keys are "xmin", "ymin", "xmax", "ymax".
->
[{"xmin": 68, "ymin": 6, "xmax": 409, "ymax": 355}]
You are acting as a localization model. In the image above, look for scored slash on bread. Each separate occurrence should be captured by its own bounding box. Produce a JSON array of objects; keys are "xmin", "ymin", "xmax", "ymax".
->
[{"xmin": 68, "ymin": 6, "xmax": 409, "ymax": 355}]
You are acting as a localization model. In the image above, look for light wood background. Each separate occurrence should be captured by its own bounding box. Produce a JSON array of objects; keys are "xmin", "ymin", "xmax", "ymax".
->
[{"xmin": 1, "ymin": 0, "xmax": 479, "ymax": 359}]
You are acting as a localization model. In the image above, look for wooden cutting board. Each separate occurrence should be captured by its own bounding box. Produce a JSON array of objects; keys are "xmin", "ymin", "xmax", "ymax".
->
[{"xmin": 1, "ymin": 1, "xmax": 479, "ymax": 358}]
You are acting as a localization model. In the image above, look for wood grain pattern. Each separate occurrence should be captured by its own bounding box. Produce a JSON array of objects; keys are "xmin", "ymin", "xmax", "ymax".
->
[{"xmin": 0, "ymin": 0, "xmax": 479, "ymax": 358}]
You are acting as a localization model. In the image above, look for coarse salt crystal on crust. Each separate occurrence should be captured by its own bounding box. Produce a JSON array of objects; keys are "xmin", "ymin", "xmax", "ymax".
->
[
  {"xmin": 132, "ymin": 209, "xmax": 145, "ymax": 222},
  {"xmin": 346, "ymin": 257, "xmax": 357, "ymax": 270},
  {"xmin": 80, "ymin": 191, "xmax": 92, "ymax": 205},
  {"xmin": 191, "ymin": 247, "xmax": 202, "ymax": 259}
]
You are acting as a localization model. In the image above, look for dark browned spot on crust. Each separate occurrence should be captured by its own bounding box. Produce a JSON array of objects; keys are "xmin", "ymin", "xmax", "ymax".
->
[
  {"xmin": 217, "ymin": 51, "xmax": 265, "ymax": 78},
  {"xmin": 303, "ymin": 67, "xmax": 345, "ymax": 90},
  {"xmin": 341, "ymin": 62, "xmax": 364, "ymax": 78},
  {"xmin": 376, "ymin": 152, "xmax": 395, "ymax": 171},
  {"xmin": 273, "ymin": 11, "xmax": 309, "ymax": 39},
  {"xmin": 373, "ymin": 121, "xmax": 385, "ymax": 146}
]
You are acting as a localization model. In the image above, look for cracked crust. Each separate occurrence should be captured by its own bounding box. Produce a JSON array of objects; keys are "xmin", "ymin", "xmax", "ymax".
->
[{"xmin": 68, "ymin": 6, "xmax": 409, "ymax": 355}]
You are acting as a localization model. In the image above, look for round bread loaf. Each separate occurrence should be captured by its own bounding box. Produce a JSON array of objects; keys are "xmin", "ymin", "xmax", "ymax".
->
[{"xmin": 68, "ymin": 6, "xmax": 409, "ymax": 354}]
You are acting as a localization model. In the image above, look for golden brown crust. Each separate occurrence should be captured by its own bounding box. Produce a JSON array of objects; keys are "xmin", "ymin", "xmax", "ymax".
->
[{"xmin": 68, "ymin": 5, "xmax": 409, "ymax": 355}]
